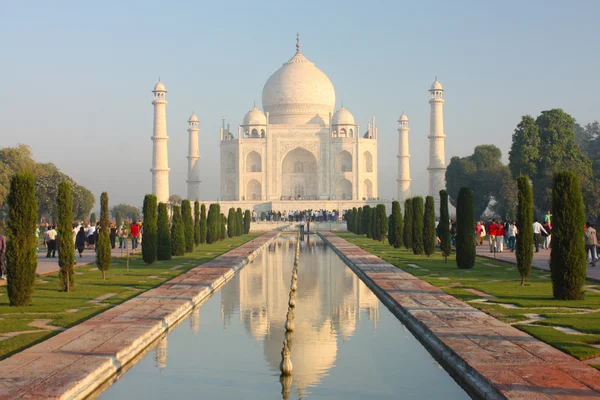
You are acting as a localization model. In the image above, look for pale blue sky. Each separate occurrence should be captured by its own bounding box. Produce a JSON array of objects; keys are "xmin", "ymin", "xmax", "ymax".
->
[{"xmin": 1, "ymin": 0, "xmax": 598, "ymax": 207}]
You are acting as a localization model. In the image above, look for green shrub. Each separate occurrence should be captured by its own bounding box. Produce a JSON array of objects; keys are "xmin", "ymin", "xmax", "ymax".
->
[
  {"xmin": 170, "ymin": 205, "xmax": 185, "ymax": 256},
  {"xmin": 157, "ymin": 202, "xmax": 171, "ymax": 260},
  {"xmin": 374, "ymin": 204, "xmax": 388, "ymax": 242},
  {"xmin": 57, "ymin": 181, "xmax": 74, "ymax": 291},
  {"xmin": 206, "ymin": 204, "xmax": 218, "ymax": 244},
  {"xmin": 6, "ymin": 172, "xmax": 38, "ymax": 306},
  {"xmin": 236, "ymin": 208, "xmax": 243, "ymax": 236},
  {"xmin": 220, "ymin": 213, "xmax": 226, "ymax": 240},
  {"xmin": 181, "ymin": 200, "xmax": 194, "ymax": 253},
  {"xmin": 244, "ymin": 210, "xmax": 251, "ymax": 234},
  {"xmin": 356, "ymin": 207, "xmax": 363, "ymax": 235},
  {"xmin": 439, "ymin": 190, "xmax": 451, "ymax": 262},
  {"xmin": 363, "ymin": 205, "xmax": 372, "ymax": 238},
  {"xmin": 516, "ymin": 175, "xmax": 533, "ymax": 285},
  {"xmin": 199, "ymin": 204, "xmax": 207, "ymax": 243},
  {"xmin": 227, "ymin": 208, "xmax": 236, "ymax": 238},
  {"xmin": 142, "ymin": 194, "xmax": 158, "ymax": 265},
  {"xmin": 194, "ymin": 201, "xmax": 200, "ymax": 246},
  {"xmin": 456, "ymin": 187, "xmax": 475, "ymax": 269},
  {"xmin": 96, "ymin": 192, "xmax": 111, "ymax": 279},
  {"xmin": 550, "ymin": 171, "xmax": 586, "ymax": 300},
  {"xmin": 412, "ymin": 197, "xmax": 424, "ymax": 255},
  {"xmin": 388, "ymin": 201, "xmax": 403, "ymax": 248},
  {"xmin": 403, "ymin": 199, "xmax": 413, "ymax": 250},
  {"xmin": 423, "ymin": 196, "xmax": 436, "ymax": 257}
]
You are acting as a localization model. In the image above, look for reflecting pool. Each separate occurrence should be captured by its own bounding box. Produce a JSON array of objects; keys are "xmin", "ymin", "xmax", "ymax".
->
[{"xmin": 98, "ymin": 235, "xmax": 469, "ymax": 399}]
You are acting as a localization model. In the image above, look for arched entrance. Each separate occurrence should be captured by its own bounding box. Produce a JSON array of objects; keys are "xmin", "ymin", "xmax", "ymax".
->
[
  {"xmin": 335, "ymin": 178, "xmax": 352, "ymax": 200},
  {"xmin": 281, "ymin": 148, "xmax": 318, "ymax": 199},
  {"xmin": 246, "ymin": 179, "xmax": 262, "ymax": 200},
  {"xmin": 363, "ymin": 179, "xmax": 373, "ymax": 199}
]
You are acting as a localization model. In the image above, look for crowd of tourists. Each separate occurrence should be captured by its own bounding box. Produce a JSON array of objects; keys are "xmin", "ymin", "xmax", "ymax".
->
[{"xmin": 252, "ymin": 209, "xmax": 342, "ymax": 223}]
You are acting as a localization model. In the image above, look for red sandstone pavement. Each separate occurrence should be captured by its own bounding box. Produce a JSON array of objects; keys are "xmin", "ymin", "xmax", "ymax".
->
[
  {"xmin": 321, "ymin": 232, "xmax": 600, "ymax": 400},
  {"xmin": 0, "ymin": 231, "xmax": 279, "ymax": 400}
]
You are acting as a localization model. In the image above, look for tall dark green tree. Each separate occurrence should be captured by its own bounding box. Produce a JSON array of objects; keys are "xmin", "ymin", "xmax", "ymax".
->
[
  {"xmin": 516, "ymin": 175, "xmax": 534, "ymax": 285},
  {"xmin": 244, "ymin": 209, "xmax": 251, "ymax": 234},
  {"xmin": 550, "ymin": 171, "xmax": 586, "ymax": 300},
  {"xmin": 439, "ymin": 190, "xmax": 451, "ymax": 262},
  {"xmin": 194, "ymin": 201, "xmax": 200, "ymax": 246},
  {"xmin": 227, "ymin": 208, "xmax": 236, "ymax": 238},
  {"xmin": 157, "ymin": 202, "xmax": 171, "ymax": 260},
  {"xmin": 90, "ymin": 212, "xmax": 97, "ymax": 224},
  {"xmin": 356, "ymin": 207, "xmax": 363, "ymax": 235},
  {"xmin": 170, "ymin": 205, "xmax": 185, "ymax": 256},
  {"xmin": 346, "ymin": 209, "xmax": 354, "ymax": 233},
  {"xmin": 220, "ymin": 213, "xmax": 226, "ymax": 240},
  {"xmin": 236, "ymin": 208, "xmax": 243, "ymax": 236},
  {"xmin": 199, "ymin": 204, "xmax": 207, "ymax": 243},
  {"xmin": 374, "ymin": 204, "xmax": 388, "ymax": 242},
  {"xmin": 350, "ymin": 207, "xmax": 358, "ymax": 234},
  {"xmin": 142, "ymin": 194, "xmax": 158, "ymax": 265},
  {"xmin": 6, "ymin": 172, "xmax": 38, "ymax": 306},
  {"xmin": 96, "ymin": 192, "xmax": 111, "ymax": 280},
  {"xmin": 423, "ymin": 196, "xmax": 436, "ymax": 257},
  {"xmin": 412, "ymin": 197, "xmax": 424, "ymax": 255},
  {"xmin": 370, "ymin": 208, "xmax": 377, "ymax": 239},
  {"xmin": 403, "ymin": 199, "xmax": 413, "ymax": 250},
  {"xmin": 362, "ymin": 205, "xmax": 372, "ymax": 238},
  {"xmin": 181, "ymin": 200, "xmax": 194, "ymax": 253},
  {"xmin": 206, "ymin": 204, "xmax": 219, "ymax": 244},
  {"xmin": 455, "ymin": 187, "xmax": 475, "ymax": 269},
  {"xmin": 57, "ymin": 181, "xmax": 75, "ymax": 291},
  {"xmin": 388, "ymin": 201, "xmax": 403, "ymax": 248}
]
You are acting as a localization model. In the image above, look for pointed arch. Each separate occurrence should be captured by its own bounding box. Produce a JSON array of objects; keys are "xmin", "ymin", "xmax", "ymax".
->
[
  {"xmin": 246, "ymin": 179, "xmax": 262, "ymax": 201},
  {"xmin": 335, "ymin": 178, "xmax": 352, "ymax": 200},
  {"xmin": 363, "ymin": 179, "xmax": 373, "ymax": 199},
  {"xmin": 363, "ymin": 151, "xmax": 373, "ymax": 173},
  {"xmin": 246, "ymin": 151, "xmax": 262, "ymax": 172},
  {"xmin": 335, "ymin": 150, "xmax": 352, "ymax": 172}
]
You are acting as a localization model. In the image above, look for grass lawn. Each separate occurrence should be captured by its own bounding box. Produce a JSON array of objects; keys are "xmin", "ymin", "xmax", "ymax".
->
[
  {"xmin": 0, "ymin": 233, "xmax": 261, "ymax": 360},
  {"xmin": 337, "ymin": 232, "xmax": 600, "ymax": 363}
]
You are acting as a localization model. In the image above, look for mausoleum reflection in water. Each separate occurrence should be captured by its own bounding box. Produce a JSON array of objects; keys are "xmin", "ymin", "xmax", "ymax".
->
[{"xmin": 99, "ymin": 235, "xmax": 468, "ymax": 400}]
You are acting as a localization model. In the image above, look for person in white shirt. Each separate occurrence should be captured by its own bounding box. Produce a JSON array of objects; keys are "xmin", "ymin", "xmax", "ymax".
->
[
  {"xmin": 45, "ymin": 225, "xmax": 57, "ymax": 258},
  {"xmin": 532, "ymin": 220, "xmax": 547, "ymax": 253},
  {"xmin": 507, "ymin": 221, "xmax": 518, "ymax": 252}
]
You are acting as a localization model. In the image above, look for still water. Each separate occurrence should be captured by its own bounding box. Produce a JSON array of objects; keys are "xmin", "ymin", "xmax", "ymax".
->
[{"xmin": 99, "ymin": 235, "xmax": 469, "ymax": 399}]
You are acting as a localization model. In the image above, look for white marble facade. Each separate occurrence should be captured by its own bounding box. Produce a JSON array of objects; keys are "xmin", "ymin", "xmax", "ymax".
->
[{"xmin": 220, "ymin": 37, "xmax": 378, "ymax": 203}]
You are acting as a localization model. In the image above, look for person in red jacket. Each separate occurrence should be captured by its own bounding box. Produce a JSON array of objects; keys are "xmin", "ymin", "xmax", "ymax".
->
[
  {"xmin": 488, "ymin": 219, "xmax": 497, "ymax": 252},
  {"xmin": 130, "ymin": 221, "xmax": 140, "ymax": 250},
  {"xmin": 495, "ymin": 221, "xmax": 505, "ymax": 252}
]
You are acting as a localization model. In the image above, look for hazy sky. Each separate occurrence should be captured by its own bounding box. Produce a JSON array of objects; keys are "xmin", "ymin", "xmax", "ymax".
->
[{"xmin": 2, "ymin": 0, "xmax": 599, "ymax": 209}]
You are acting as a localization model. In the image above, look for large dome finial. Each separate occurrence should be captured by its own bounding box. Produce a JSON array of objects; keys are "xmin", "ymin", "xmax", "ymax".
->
[{"xmin": 296, "ymin": 33, "xmax": 300, "ymax": 53}]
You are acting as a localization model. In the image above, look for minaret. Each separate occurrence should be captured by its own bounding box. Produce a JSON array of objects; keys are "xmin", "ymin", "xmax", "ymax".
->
[
  {"xmin": 151, "ymin": 80, "xmax": 170, "ymax": 203},
  {"xmin": 187, "ymin": 113, "xmax": 201, "ymax": 201},
  {"xmin": 428, "ymin": 78, "xmax": 446, "ymax": 214},
  {"xmin": 397, "ymin": 112, "xmax": 411, "ymax": 202}
]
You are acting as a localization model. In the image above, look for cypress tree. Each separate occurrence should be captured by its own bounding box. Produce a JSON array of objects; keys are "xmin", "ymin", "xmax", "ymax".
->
[
  {"xmin": 206, "ymin": 204, "xmax": 218, "ymax": 244},
  {"xmin": 6, "ymin": 172, "xmax": 38, "ymax": 306},
  {"xmin": 423, "ymin": 196, "xmax": 436, "ymax": 257},
  {"xmin": 456, "ymin": 187, "xmax": 475, "ymax": 269},
  {"xmin": 227, "ymin": 208, "xmax": 236, "ymax": 238},
  {"xmin": 96, "ymin": 192, "xmax": 111, "ymax": 280},
  {"xmin": 370, "ymin": 208, "xmax": 377, "ymax": 239},
  {"xmin": 346, "ymin": 210, "xmax": 353, "ymax": 233},
  {"xmin": 439, "ymin": 190, "xmax": 452, "ymax": 262},
  {"xmin": 170, "ymin": 205, "xmax": 185, "ymax": 256},
  {"xmin": 181, "ymin": 200, "xmax": 194, "ymax": 253},
  {"xmin": 220, "ymin": 213, "xmax": 226, "ymax": 240},
  {"xmin": 142, "ymin": 194, "xmax": 158, "ymax": 265},
  {"xmin": 412, "ymin": 197, "xmax": 424, "ymax": 255},
  {"xmin": 236, "ymin": 208, "xmax": 243, "ymax": 236},
  {"xmin": 350, "ymin": 207, "xmax": 357, "ymax": 234},
  {"xmin": 375, "ymin": 204, "xmax": 388, "ymax": 242},
  {"xmin": 356, "ymin": 207, "xmax": 363, "ymax": 235},
  {"xmin": 550, "ymin": 171, "xmax": 586, "ymax": 300},
  {"xmin": 244, "ymin": 209, "xmax": 251, "ymax": 234},
  {"xmin": 215, "ymin": 204, "xmax": 222, "ymax": 240},
  {"xmin": 388, "ymin": 201, "xmax": 403, "ymax": 248},
  {"xmin": 403, "ymin": 199, "xmax": 413, "ymax": 250},
  {"xmin": 194, "ymin": 201, "xmax": 200, "ymax": 246},
  {"xmin": 363, "ymin": 205, "xmax": 372, "ymax": 237},
  {"xmin": 90, "ymin": 212, "xmax": 97, "ymax": 224},
  {"xmin": 157, "ymin": 202, "xmax": 171, "ymax": 260},
  {"xmin": 516, "ymin": 176, "xmax": 533, "ymax": 285},
  {"xmin": 57, "ymin": 181, "xmax": 75, "ymax": 291},
  {"xmin": 199, "ymin": 204, "xmax": 207, "ymax": 243}
]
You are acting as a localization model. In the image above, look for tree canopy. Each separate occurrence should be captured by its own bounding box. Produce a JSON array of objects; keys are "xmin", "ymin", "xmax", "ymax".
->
[{"xmin": 110, "ymin": 203, "xmax": 140, "ymax": 222}]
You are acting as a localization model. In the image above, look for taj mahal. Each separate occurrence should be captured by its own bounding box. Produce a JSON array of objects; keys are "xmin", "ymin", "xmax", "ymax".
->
[{"xmin": 150, "ymin": 35, "xmax": 447, "ymax": 213}]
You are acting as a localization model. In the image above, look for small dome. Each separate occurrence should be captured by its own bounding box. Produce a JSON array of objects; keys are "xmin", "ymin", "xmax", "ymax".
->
[
  {"xmin": 332, "ymin": 106, "xmax": 355, "ymax": 125},
  {"xmin": 189, "ymin": 113, "xmax": 198, "ymax": 122},
  {"xmin": 153, "ymin": 81, "xmax": 166, "ymax": 92},
  {"xmin": 243, "ymin": 106, "xmax": 266, "ymax": 125},
  {"xmin": 399, "ymin": 112, "xmax": 408, "ymax": 122},
  {"xmin": 430, "ymin": 79, "xmax": 443, "ymax": 91}
]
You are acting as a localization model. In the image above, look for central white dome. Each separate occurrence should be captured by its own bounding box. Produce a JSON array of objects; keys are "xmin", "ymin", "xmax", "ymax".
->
[{"xmin": 262, "ymin": 50, "xmax": 335, "ymax": 125}]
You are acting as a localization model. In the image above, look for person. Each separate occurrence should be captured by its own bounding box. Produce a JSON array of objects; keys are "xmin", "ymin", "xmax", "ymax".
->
[
  {"xmin": 488, "ymin": 219, "xmax": 497, "ymax": 252},
  {"xmin": 544, "ymin": 210, "xmax": 552, "ymax": 225},
  {"xmin": 86, "ymin": 223, "xmax": 96, "ymax": 249},
  {"xmin": 495, "ymin": 220, "xmax": 505, "ymax": 252},
  {"xmin": 109, "ymin": 223, "xmax": 117, "ymax": 249},
  {"xmin": 130, "ymin": 221, "xmax": 140, "ymax": 250},
  {"xmin": 532, "ymin": 219, "xmax": 547, "ymax": 253},
  {"xmin": 542, "ymin": 220, "xmax": 552, "ymax": 250},
  {"xmin": 120, "ymin": 222, "xmax": 129, "ymax": 250},
  {"xmin": 585, "ymin": 222, "xmax": 598, "ymax": 267},
  {"xmin": 46, "ymin": 225, "xmax": 57, "ymax": 258},
  {"xmin": 75, "ymin": 226, "xmax": 86, "ymax": 258},
  {"xmin": 507, "ymin": 221, "xmax": 518, "ymax": 252},
  {"xmin": 300, "ymin": 219, "xmax": 305, "ymax": 235},
  {"xmin": 475, "ymin": 222, "xmax": 483, "ymax": 246},
  {"xmin": 0, "ymin": 227, "xmax": 6, "ymax": 280}
]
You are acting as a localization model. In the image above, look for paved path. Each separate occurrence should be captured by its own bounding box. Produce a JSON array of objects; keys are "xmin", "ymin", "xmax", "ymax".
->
[
  {"xmin": 321, "ymin": 232, "xmax": 600, "ymax": 400},
  {"xmin": 36, "ymin": 245, "xmax": 139, "ymax": 275},
  {"xmin": 475, "ymin": 244, "xmax": 600, "ymax": 282},
  {"xmin": 0, "ymin": 231, "xmax": 279, "ymax": 399}
]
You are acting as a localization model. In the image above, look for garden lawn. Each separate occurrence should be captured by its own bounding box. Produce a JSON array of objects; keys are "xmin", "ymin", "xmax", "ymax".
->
[
  {"xmin": 337, "ymin": 232, "xmax": 600, "ymax": 364},
  {"xmin": 0, "ymin": 233, "xmax": 261, "ymax": 360}
]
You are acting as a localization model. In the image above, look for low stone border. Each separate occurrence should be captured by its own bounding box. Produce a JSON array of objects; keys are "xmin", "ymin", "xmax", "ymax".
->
[
  {"xmin": 320, "ymin": 232, "xmax": 600, "ymax": 400},
  {"xmin": 0, "ymin": 231, "xmax": 280, "ymax": 399}
]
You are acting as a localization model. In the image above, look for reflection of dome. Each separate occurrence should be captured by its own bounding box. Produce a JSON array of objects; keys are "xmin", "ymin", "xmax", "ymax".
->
[
  {"xmin": 243, "ymin": 106, "xmax": 267, "ymax": 125},
  {"xmin": 430, "ymin": 79, "xmax": 443, "ymax": 91},
  {"xmin": 262, "ymin": 46, "xmax": 335, "ymax": 125},
  {"xmin": 332, "ymin": 106, "xmax": 355, "ymax": 125},
  {"xmin": 153, "ymin": 81, "xmax": 166, "ymax": 92}
]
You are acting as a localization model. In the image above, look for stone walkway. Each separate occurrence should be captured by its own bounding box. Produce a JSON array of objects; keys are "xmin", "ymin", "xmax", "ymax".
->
[
  {"xmin": 0, "ymin": 231, "xmax": 279, "ymax": 399},
  {"xmin": 475, "ymin": 244, "xmax": 600, "ymax": 282},
  {"xmin": 321, "ymin": 232, "xmax": 600, "ymax": 400}
]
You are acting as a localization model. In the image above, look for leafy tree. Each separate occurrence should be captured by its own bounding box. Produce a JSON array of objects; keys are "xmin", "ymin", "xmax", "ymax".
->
[
  {"xmin": 168, "ymin": 194, "xmax": 183, "ymax": 211},
  {"xmin": 220, "ymin": 213, "xmax": 226, "ymax": 240},
  {"xmin": 96, "ymin": 192, "xmax": 111, "ymax": 280},
  {"xmin": 110, "ymin": 204, "xmax": 140, "ymax": 222},
  {"xmin": 446, "ymin": 144, "xmax": 516, "ymax": 219},
  {"xmin": 411, "ymin": 197, "xmax": 424, "ymax": 255},
  {"xmin": 516, "ymin": 175, "xmax": 533, "ymax": 285},
  {"xmin": 374, "ymin": 204, "xmax": 388, "ymax": 242},
  {"xmin": 90, "ymin": 213, "xmax": 97, "ymax": 224},
  {"xmin": 244, "ymin": 209, "xmax": 251, "ymax": 234},
  {"xmin": 194, "ymin": 201, "xmax": 200, "ymax": 246},
  {"xmin": 170, "ymin": 205, "xmax": 185, "ymax": 256},
  {"xmin": 157, "ymin": 202, "xmax": 171, "ymax": 260},
  {"xmin": 6, "ymin": 172, "xmax": 38, "ymax": 306},
  {"xmin": 439, "ymin": 190, "xmax": 451, "ymax": 262},
  {"xmin": 550, "ymin": 171, "xmax": 586, "ymax": 300},
  {"xmin": 455, "ymin": 187, "xmax": 475, "ymax": 269},
  {"xmin": 362, "ymin": 205, "xmax": 372, "ymax": 238},
  {"xmin": 0, "ymin": 145, "xmax": 38, "ymax": 218},
  {"xmin": 181, "ymin": 200, "xmax": 194, "ymax": 253},
  {"xmin": 403, "ymin": 199, "xmax": 413, "ymax": 250},
  {"xmin": 236, "ymin": 208, "xmax": 244, "ymax": 236},
  {"xmin": 227, "ymin": 208, "xmax": 236, "ymax": 238},
  {"xmin": 356, "ymin": 207, "xmax": 363, "ymax": 235},
  {"xmin": 57, "ymin": 181, "xmax": 74, "ymax": 291},
  {"xmin": 199, "ymin": 204, "xmax": 207, "ymax": 243},
  {"xmin": 423, "ymin": 196, "xmax": 436, "ymax": 257},
  {"xmin": 509, "ymin": 116, "xmax": 541, "ymax": 182},
  {"xmin": 142, "ymin": 194, "xmax": 158, "ymax": 265}
]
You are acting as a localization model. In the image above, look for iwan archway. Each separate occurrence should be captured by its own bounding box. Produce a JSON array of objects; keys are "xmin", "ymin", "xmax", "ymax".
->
[{"xmin": 281, "ymin": 148, "xmax": 318, "ymax": 199}]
